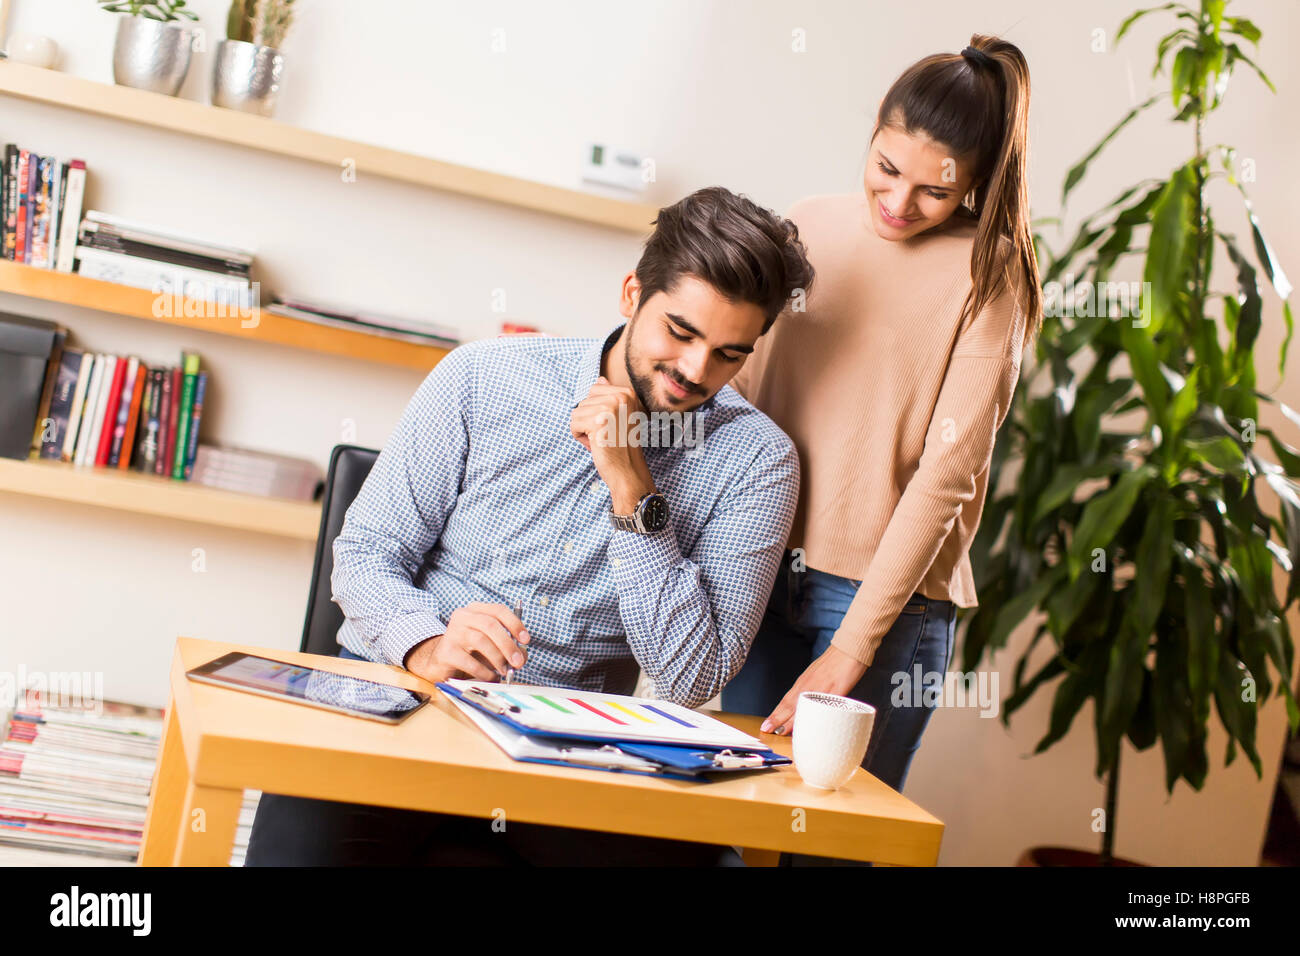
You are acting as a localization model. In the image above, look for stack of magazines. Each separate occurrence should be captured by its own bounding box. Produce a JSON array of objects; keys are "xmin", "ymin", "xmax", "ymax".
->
[
  {"xmin": 74, "ymin": 210, "xmax": 255, "ymax": 309},
  {"xmin": 191, "ymin": 444, "xmax": 325, "ymax": 501},
  {"xmin": 0, "ymin": 693, "xmax": 260, "ymax": 864},
  {"xmin": 268, "ymin": 294, "xmax": 459, "ymax": 348}
]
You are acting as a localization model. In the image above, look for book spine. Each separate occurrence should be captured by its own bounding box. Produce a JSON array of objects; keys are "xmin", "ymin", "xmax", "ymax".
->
[
  {"xmin": 136, "ymin": 369, "xmax": 161, "ymax": 472},
  {"xmin": 130, "ymin": 367, "xmax": 154, "ymax": 471},
  {"xmin": 54, "ymin": 162, "xmax": 86, "ymax": 273},
  {"xmin": 172, "ymin": 354, "xmax": 200, "ymax": 479},
  {"xmin": 1, "ymin": 144, "xmax": 16, "ymax": 260},
  {"xmin": 163, "ymin": 366, "xmax": 184, "ymax": 478},
  {"xmin": 61, "ymin": 352, "xmax": 95, "ymax": 462},
  {"xmin": 154, "ymin": 368, "xmax": 174, "ymax": 476},
  {"xmin": 107, "ymin": 357, "xmax": 139, "ymax": 467},
  {"xmin": 93, "ymin": 356, "xmax": 126, "ymax": 467},
  {"xmin": 48, "ymin": 161, "xmax": 66, "ymax": 271},
  {"xmin": 183, "ymin": 371, "xmax": 207, "ymax": 480},
  {"xmin": 76, "ymin": 355, "xmax": 108, "ymax": 467},
  {"xmin": 73, "ymin": 355, "xmax": 103, "ymax": 466},
  {"xmin": 13, "ymin": 150, "xmax": 30, "ymax": 264},
  {"xmin": 29, "ymin": 157, "xmax": 52, "ymax": 267},
  {"xmin": 40, "ymin": 348, "xmax": 85, "ymax": 460},
  {"xmin": 21, "ymin": 154, "xmax": 38, "ymax": 264},
  {"xmin": 28, "ymin": 329, "xmax": 66, "ymax": 457},
  {"xmin": 118, "ymin": 361, "xmax": 147, "ymax": 470}
]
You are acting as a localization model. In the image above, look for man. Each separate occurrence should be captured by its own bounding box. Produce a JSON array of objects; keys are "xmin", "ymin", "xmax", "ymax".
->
[{"xmin": 246, "ymin": 186, "xmax": 814, "ymax": 866}]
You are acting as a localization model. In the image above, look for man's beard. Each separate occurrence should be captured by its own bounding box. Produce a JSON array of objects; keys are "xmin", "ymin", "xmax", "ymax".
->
[{"xmin": 625, "ymin": 340, "xmax": 701, "ymax": 414}]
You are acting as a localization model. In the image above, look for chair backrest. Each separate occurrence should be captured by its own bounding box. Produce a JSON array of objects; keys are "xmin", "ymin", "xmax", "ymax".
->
[{"xmin": 300, "ymin": 444, "xmax": 379, "ymax": 656}]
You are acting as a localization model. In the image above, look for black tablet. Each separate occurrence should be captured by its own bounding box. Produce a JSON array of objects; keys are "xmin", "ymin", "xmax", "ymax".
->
[{"xmin": 186, "ymin": 651, "xmax": 429, "ymax": 724}]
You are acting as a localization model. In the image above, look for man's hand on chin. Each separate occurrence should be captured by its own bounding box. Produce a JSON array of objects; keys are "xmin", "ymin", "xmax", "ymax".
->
[
  {"xmin": 569, "ymin": 376, "xmax": 657, "ymax": 511},
  {"xmin": 402, "ymin": 603, "xmax": 529, "ymax": 684}
]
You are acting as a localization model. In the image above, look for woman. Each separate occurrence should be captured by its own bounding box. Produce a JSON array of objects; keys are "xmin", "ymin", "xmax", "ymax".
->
[{"xmin": 723, "ymin": 35, "xmax": 1042, "ymax": 808}]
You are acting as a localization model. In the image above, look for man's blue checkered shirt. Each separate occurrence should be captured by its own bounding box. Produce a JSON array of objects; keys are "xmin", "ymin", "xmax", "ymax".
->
[{"xmin": 333, "ymin": 324, "xmax": 799, "ymax": 708}]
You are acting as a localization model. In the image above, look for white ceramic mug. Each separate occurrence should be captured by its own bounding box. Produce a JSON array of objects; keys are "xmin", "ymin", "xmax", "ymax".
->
[{"xmin": 792, "ymin": 691, "xmax": 876, "ymax": 790}]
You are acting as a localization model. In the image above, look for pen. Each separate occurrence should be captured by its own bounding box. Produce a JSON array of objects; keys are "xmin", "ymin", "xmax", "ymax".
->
[{"xmin": 505, "ymin": 597, "xmax": 523, "ymax": 685}]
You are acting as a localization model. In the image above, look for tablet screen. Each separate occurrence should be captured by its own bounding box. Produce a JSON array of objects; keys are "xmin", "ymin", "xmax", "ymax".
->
[{"xmin": 187, "ymin": 652, "xmax": 428, "ymax": 722}]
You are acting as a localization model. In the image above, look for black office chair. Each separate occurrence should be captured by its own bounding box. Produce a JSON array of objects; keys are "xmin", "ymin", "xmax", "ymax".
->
[{"xmin": 300, "ymin": 444, "xmax": 379, "ymax": 657}]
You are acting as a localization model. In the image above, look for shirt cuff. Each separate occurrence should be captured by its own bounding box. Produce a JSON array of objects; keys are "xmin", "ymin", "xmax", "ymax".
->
[
  {"xmin": 375, "ymin": 610, "xmax": 448, "ymax": 668},
  {"xmin": 606, "ymin": 519, "xmax": 684, "ymax": 587}
]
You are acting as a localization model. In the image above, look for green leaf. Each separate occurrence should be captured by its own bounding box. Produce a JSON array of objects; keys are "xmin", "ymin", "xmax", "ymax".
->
[
  {"xmin": 1153, "ymin": 627, "xmax": 1194, "ymax": 791},
  {"xmin": 1171, "ymin": 46, "xmax": 1198, "ymax": 106},
  {"xmin": 1143, "ymin": 163, "xmax": 1198, "ymax": 336},
  {"xmin": 1035, "ymin": 642, "xmax": 1108, "ymax": 754},
  {"xmin": 1213, "ymin": 650, "xmax": 1262, "ymax": 777},
  {"xmin": 1033, "ymin": 459, "xmax": 1124, "ymax": 523},
  {"xmin": 1185, "ymin": 436, "xmax": 1247, "ymax": 472},
  {"xmin": 1068, "ymin": 467, "xmax": 1154, "ymax": 580},
  {"xmin": 1168, "ymin": 367, "xmax": 1199, "ymax": 438},
  {"xmin": 1117, "ymin": 3, "xmax": 1179, "ymax": 44},
  {"xmin": 1183, "ymin": 560, "xmax": 1218, "ymax": 727},
  {"xmin": 1219, "ymin": 231, "xmax": 1264, "ymax": 358},
  {"xmin": 987, "ymin": 565, "xmax": 1067, "ymax": 652},
  {"xmin": 1004, "ymin": 655, "xmax": 1065, "ymax": 726},
  {"xmin": 1062, "ymin": 96, "xmax": 1161, "ymax": 205},
  {"xmin": 1225, "ymin": 17, "xmax": 1262, "ymax": 45},
  {"xmin": 1120, "ymin": 317, "xmax": 1168, "ymax": 428},
  {"xmin": 1134, "ymin": 496, "xmax": 1176, "ymax": 637},
  {"xmin": 1098, "ymin": 604, "xmax": 1149, "ymax": 775}
]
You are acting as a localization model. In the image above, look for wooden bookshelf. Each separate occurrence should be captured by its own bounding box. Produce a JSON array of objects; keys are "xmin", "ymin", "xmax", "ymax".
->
[
  {"xmin": 0, "ymin": 260, "xmax": 451, "ymax": 371},
  {"xmin": 0, "ymin": 457, "xmax": 321, "ymax": 542},
  {"xmin": 0, "ymin": 61, "xmax": 659, "ymax": 234}
]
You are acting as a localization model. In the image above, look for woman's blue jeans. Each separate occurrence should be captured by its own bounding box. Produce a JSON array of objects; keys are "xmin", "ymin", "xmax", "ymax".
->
[{"xmin": 723, "ymin": 549, "xmax": 956, "ymax": 797}]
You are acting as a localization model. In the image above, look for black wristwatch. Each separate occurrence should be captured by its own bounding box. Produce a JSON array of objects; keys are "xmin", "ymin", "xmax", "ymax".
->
[{"xmin": 610, "ymin": 492, "xmax": 670, "ymax": 534}]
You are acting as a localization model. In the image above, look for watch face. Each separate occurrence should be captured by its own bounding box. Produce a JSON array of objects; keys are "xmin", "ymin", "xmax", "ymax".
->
[{"xmin": 640, "ymin": 494, "xmax": 669, "ymax": 532}]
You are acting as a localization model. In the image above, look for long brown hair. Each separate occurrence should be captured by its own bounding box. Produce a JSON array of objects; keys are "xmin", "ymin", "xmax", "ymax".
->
[{"xmin": 875, "ymin": 34, "xmax": 1041, "ymax": 347}]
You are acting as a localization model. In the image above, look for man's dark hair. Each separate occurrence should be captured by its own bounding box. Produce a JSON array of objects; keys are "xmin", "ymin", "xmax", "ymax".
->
[{"xmin": 633, "ymin": 186, "xmax": 815, "ymax": 333}]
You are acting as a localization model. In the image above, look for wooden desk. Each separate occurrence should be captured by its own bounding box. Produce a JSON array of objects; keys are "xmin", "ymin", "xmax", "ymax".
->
[{"xmin": 139, "ymin": 637, "xmax": 944, "ymax": 866}]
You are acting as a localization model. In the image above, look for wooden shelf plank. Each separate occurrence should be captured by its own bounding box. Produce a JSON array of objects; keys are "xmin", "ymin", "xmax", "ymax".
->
[
  {"xmin": 0, "ymin": 61, "xmax": 658, "ymax": 234},
  {"xmin": 0, "ymin": 260, "xmax": 451, "ymax": 371},
  {"xmin": 0, "ymin": 457, "xmax": 321, "ymax": 542}
]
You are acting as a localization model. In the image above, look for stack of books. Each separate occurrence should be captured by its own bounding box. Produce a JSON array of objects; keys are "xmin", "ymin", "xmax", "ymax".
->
[
  {"xmin": 0, "ymin": 694, "xmax": 260, "ymax": 864},
  {"xmin": 74, "ymin": 210, "xmax": 255, "ymax": 309},
  {"xmin": 1, "ymin": 145, "xmax": 87, "ymax": 272},
  {"xmin": 268, "ymin": 294, "xmax": 459, "ymax": 348},
  {"xmin": 31, "ymin": 335, "xmax": 209, "ymax": 480},
  {"xmin": 191, "ymin": 444, "xmax": 324, "ymax": 502}
]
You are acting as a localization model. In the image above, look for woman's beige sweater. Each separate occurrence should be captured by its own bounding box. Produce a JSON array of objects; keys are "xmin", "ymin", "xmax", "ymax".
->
[{"xmin": 730, "ymin": 193, "xmax": 1028, "ymax": 668}]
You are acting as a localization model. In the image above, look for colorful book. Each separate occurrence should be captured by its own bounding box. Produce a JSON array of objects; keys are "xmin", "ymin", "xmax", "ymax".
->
[
  {"xmin": 90, "ymin": 355, "xmax": 121, "ymax": 468},
  {"xmin": 172, "ymin": 353, "xmax": 200, "ymax": 479},
  {"xmin": 39, "ymin": 348, "xmax": 85, "ymax": 460},
  {"xmin": 73, "ymin": 355, "xmax": 104, "ymax": 466},
  {"xmin": 1, "ymin": 145, "xmax": 17, "ymax": 260},
  {"xmin": 29, "ymin": 157, "xmax": 55, "ymax": 268},
  {"xmin": 154, "ymin": 368, "xmax": 175, "ymax": 477},
  {"xmin": 107, "ymin": 357, "xmax": 139, "ymax": 468},
  {"xmin": 61, "ymin": 351, "xmax": 95, "ymax": 462},
  {"xmin": 54, "ymin": 161, "xmax": 86, "ymax": 273},
  {"xmin": 13, "ymin": 150, "xmax": 31, "ymax": 264},
  {"xmin": 183, "ymin": 370, "xmax": 207, "ymax": 479},
  {"xmin": 117, "ymin": 362, "xmax": 147, "ymax": 470},
  {"xmin": 21, "ymin": 154, "xmax": 38, "ymax": 265}
]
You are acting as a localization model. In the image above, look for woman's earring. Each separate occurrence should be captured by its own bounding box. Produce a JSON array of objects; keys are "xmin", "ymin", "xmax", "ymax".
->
[{"xmin": 963, "ymin": 189, "xmax": 978, "ymax": 213}]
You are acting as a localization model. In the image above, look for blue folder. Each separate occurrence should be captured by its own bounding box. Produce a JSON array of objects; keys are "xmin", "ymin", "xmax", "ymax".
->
[{"xmin": 438, "ymin": 681, "xmax": 790, "ymax": 781}]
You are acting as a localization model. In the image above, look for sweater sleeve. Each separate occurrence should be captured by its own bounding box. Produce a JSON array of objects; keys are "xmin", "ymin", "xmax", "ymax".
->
[{"xmin": 829, "ymin": 289, "xmax": 1026, "ymax": 667}]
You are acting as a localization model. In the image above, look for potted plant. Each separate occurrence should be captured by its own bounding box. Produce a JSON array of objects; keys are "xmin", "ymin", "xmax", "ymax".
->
[
  {"xmin": 965, "ymin": 0, "xmax": 1299, "ymax": 866},
  {"xmin": 211, "ymin": 0, "xmax": 296, "ymax": 116},
  {"xmin": 99, "ymin": 0, "xmax": 198, "ymax": 96}
]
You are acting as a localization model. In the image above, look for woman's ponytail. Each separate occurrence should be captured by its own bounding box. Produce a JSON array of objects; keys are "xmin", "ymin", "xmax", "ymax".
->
[{"xmin": 876, "ymin": 34, "xmax": 1042, "ymax": 348}]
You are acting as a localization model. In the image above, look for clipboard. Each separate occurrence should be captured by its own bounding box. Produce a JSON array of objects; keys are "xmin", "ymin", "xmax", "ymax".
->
[
  {"xmin": 439, "ymin": 682, "xmax": 789, "ymax": 781},
  {"xmin": 437, "ymin": 679, "xmax": 764, "ymax": 749}
]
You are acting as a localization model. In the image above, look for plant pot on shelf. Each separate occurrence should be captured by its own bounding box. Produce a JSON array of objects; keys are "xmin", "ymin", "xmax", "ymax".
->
[
  {"xmin": 211, "ymin": 38, "xmax": 284, "ymax": 117},
  {"xmin": 111, "ymin": 15, "xmax": 194, "ymax": 96},
  {"xmin": 1016, "ymin": 846, "xmax": 1145, "ymax": 867}
]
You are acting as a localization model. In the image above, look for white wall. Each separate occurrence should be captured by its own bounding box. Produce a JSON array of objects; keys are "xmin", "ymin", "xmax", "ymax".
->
[{"xmin": 1, "ymin": 0, "xmax": 1296, "ymax": 865}]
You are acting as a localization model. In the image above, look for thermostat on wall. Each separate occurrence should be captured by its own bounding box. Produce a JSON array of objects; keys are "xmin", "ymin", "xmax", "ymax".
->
[{"xmin": 581, "ymin": 143, "xmax": 647, "ymax": 192}]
